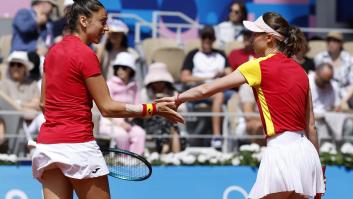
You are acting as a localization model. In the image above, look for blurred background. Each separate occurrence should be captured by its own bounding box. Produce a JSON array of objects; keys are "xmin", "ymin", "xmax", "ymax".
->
[{"xmin": 0, "ymin": 0, "xmax": 353, "ymax": 198}]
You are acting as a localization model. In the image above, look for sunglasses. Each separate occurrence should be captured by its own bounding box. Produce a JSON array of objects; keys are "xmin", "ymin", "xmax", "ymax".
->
[
  {"xmin": 230, "ymin": 9, "xmax": 241, "ymax": 14},
  {"xmin": 9, "ymin": 62, "xmax": 25, "ymax": 68}
]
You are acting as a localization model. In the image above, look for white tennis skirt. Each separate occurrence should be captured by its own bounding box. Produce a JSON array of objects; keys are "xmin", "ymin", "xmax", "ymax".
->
[
  {"xmin": 248, "ymin": 131, "xmax": 325, "ymax": 199},
  {"xmin": 32, "ymin": 140, "xmax": 109, "ymax": 182}
]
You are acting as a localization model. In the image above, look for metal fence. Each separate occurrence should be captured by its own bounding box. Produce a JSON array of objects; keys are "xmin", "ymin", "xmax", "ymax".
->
[{"xmin": 0, "ymin": 110, "xmax": 352, "ymax": 157}]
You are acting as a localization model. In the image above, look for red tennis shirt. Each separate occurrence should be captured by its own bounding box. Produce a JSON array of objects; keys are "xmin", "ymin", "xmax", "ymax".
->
[
  {"xmin": 38, "ymin": 35, "xmax": 101, "ymax": 144},
  {"xmin": 238, "ymin": 53, "xmax": 309, "ymax": 137}
]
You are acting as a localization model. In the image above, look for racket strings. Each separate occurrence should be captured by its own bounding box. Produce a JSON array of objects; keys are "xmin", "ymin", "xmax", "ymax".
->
[{"xmin": 104, "ymin": 152, "xmax": 149, "ymax": 180}]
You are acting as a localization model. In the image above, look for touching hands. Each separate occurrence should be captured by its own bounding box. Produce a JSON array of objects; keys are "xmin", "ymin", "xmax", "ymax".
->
[
  {"xmin": 154, "ymin": 101, "xmax": 184, "ymax": 124},
  {"xmin": 155, "ymin": 96, "xmax": 178, "ymax": 110}
]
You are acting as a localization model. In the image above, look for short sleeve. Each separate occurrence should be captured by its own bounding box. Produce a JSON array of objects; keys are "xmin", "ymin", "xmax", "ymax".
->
[
  {"xmin": 238, "ymin": 58, "xmax": 262, "ymax": 87},
  {"xmin": 80, "ymin": 50, "xmax": 101, "ymax": 78},
  {"xmin": 182, "ymin": 49, "xmax": 198, "ymax": 71},
  {"xmin": 217, "ymin": 50, "xmax": 230, "ymax": 67}
]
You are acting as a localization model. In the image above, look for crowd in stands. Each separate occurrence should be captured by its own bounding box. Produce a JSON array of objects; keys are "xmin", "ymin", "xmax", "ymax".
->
[{"xmin": 0, "ymin": 0, "xmax": 352, "ymax": 156}]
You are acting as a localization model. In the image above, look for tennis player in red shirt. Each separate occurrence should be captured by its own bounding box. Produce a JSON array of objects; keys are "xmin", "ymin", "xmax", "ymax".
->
[
  {"xmin": 31, "ymin": 0, "xmax": 183, "ymax": 198},
  {"xmin": 158, "ymin": 12, "xmax": 325, "ymax": 199}
]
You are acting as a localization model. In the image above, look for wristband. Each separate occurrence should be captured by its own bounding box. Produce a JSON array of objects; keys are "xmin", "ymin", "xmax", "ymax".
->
[
  {"xmin": 142, "ymin": 104, "xmax": 147, "ymax": 117},
  {"xmin": 175, "ymin": 93, "xmax": 182, "ymax": 107},
  {"xmin": 152, "ymin": 103, "xmax": 157, "ymax": 115},
  {"xmin": 146, "ymin": 103, "xmax": 153, "ymax": 117}
]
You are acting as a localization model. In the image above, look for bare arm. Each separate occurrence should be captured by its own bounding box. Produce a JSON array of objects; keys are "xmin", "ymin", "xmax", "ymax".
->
[
  {"xmin": 305, "ymin": 89, "xmax": 320, "ymax": 154},
  {"xmin": 178, "ymin": 69, "xmax": 246, "ymax": 103},
  {"xmin": 85, "ymin": 75, "xmax": 184, "ymax": 123},
  {"xmin": 21, "ymin": 98, "xmax": 40, "ymax": 111},
  {"xmin": 336, "ymin": 86, "xmax": 353, "ymax": 111},
  {"xmin": 40, "ymin": 75, "xmax": 46, "ymax": 112},
  {"xmin": 86, "ymin": 75, "xmax": 146, "ymax": 118}
]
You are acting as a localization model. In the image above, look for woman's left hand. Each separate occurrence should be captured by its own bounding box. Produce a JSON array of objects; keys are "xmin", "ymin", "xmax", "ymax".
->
[{"xmin": 155, "ymin": 102, "xmax": 184, "ymax": 124}]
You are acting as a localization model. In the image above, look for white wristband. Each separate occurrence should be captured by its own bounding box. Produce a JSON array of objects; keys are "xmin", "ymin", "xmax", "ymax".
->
[{"xmin": 125, "ymin": 104, "xmax": 143, "ymax": 113}]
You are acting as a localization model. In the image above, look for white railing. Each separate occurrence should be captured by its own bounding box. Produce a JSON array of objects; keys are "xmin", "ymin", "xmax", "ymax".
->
[
  {"xmin": 1, "ymin": 110, "xmax": 352, "ymax": 155},
  {"xmin": 107, "ymin": 10, "xmax": 353, "ymax": 48}
]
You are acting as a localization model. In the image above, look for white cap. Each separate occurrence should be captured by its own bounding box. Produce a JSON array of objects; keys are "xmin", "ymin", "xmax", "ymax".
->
[
  {"xmin": 7, "ymin": 51, "xmax": 34, "ymax": 71},
  {"xmin": 108, "ymin": 18, "xmax": 129, "ymax": 34},
  {"xmin": 112, "ymin": 52, "xmax": 136, "ymax": 72},
  {"xmin": 64, "ymin": 0, "xmax": 74, "ymax": 7},
  {"xmin": 243, "ymin": 16, "xmax": 285, "ymax": 41}
]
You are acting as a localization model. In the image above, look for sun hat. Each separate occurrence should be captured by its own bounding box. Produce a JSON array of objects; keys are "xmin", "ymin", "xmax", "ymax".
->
[
  {"xmin": 32, "ymin": 0, "xmax": 58, "ymax": 7},
  {"xmin": 7, "ymin": 51, "xmax": 34, "ymax": 71},
  {"xmin": 326, "ymin": 31, "xmax": 343, "ymax": 42},
  {"xmin": 243, "ymin": 15, "xmax": 285, "ymax": 41},
  {"xmin": 144, "ymin": 62, "xmax": 174, "ymax": 86},
  {"xmin": 112, "ymin": 52, "xmax": 136, "ymax": 72},
  {"xmin": 108, "ymin": 18, "xmax": 129, "ymax": 34}
]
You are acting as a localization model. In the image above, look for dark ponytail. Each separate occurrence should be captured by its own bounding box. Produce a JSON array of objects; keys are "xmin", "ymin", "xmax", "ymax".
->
[
  {"xmin": 66, "ymin": 0, "xmax": 105, "ymax": 33},
  {"xmin": 262, "ymin": 12, "xmax": 306, "ymax": 57}
]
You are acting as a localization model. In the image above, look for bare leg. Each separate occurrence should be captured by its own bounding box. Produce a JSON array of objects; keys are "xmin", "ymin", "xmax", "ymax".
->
[
  {"xmin": 288, "ymin": 192, "xmax": 308, "ymax": 199},
  {"xmin": 171, "ymin": 127, "xmax": 181, "ymax": 153},
  {"xmin": 70, "ymin": 175, "xmax": 110, "ymax": 199},
  {"xmin": 261, "ymin": 191, "xmax": 307, "ymax": 199},
  {"xmin": 41, "ymin": 168, "xmax": 73, "ymax": 199},
  {"xmin": 0, "ymin": 120, "xmax": 5, "ymax": 145},
  {"xmin": 161, "ymin": 144, "xmax": 170, "ymax": 154},
  {"xmin": 211, "ymin": 92, "xmax": 224, "ymax": 135}
]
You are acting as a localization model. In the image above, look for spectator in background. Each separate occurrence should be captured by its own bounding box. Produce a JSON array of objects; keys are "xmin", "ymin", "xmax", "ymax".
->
[
  {"xmin": 309, "ymin": 63, "xmax": 339, "ymax": 140},
  {"xmin": 314, "ymin": 31, "xmax": 353, "ymax": 98},
  {"xmin": 52, "ymin": 0, "xmax": 74, "ymax": 43},
  {"xmin": 11, "ymin": 0, "xmax": 57, "ymax": 55},
  {"xmin": 98, "ymin": 52, "xmax": 146, "ymax": 155},
  {"xmin": 96, "ymin": 18, "xmax": 129, "ymax": 79},
  {"xmin": 235, "ymin": 84, "xmax": 264, "ymax": 146},
  {"xmin": 0, "ymin": 51, "xmax": 40, "ymax": 119},
  {"xmin": 292, "ymin": 35, "xmax": 315, "ymax": 73},
  {"xmin": 309, "ymin": 63, "xmax": 353, "ymax": 140},
  {"xmin": 181, "ymin": 26, "xmax": 230, "ymax": 149},
  {"xmin": 215, "ymin": 1, "xmax": 247, "ymax": 47},
  {"xmin": 337, "ymin": 85, "xmax": 353, "ymax": 111},
  {"xmin": 228, "ymin": 30, "xmax": 255, "ymax": 70},
  {"xmin": 141, "ymin": 63, "xmax": 186, "ymax": 154},
  {"xmin": 309, "ymin": 63, "xmax": 340, "ymax": 116}
]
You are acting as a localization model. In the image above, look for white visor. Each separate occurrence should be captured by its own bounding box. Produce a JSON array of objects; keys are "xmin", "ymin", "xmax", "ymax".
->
[{"xmin": 243, "ymin": 16, "xmax": 285, "ymax": 41}]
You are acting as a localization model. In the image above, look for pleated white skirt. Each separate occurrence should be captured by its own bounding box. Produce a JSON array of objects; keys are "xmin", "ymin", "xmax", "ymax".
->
[
  {"xmin": 248, "ymin": 131, "xmax": 325, "ymax": 199},
  {"xmin": 32, "ymin": 140, "xmax": 109, "ymax": 182}
]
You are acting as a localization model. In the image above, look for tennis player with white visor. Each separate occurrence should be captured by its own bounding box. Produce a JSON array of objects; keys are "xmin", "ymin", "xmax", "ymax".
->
[{"xmin": 157, "ymin": 12, "xmax": 326, "ymax": 199}]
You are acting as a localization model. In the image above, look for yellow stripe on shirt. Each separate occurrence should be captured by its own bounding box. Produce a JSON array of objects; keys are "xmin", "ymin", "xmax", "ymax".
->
[{"xmin": 256, "ymin": 87, "xmax": 275, "ymax": 136}]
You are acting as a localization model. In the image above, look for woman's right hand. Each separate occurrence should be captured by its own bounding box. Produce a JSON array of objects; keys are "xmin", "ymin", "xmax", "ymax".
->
[
  {"xmin": 155, "ymin": 95, "xmax": 182, "ymax": 111},
  {"xmin": 155, "ymin": 102, "xmax": 184, "ymax": 124}
]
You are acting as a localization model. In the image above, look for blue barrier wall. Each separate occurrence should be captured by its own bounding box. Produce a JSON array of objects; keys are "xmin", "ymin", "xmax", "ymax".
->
[{"xmin": 0, "ymin": 166, "xmax": 352, "ymax": 199}]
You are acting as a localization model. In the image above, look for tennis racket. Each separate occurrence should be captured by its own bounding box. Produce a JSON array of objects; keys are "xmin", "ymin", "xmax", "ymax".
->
[{"xmin": 101, "ymin": 148, "xmax": 152, "ymax": 181}]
